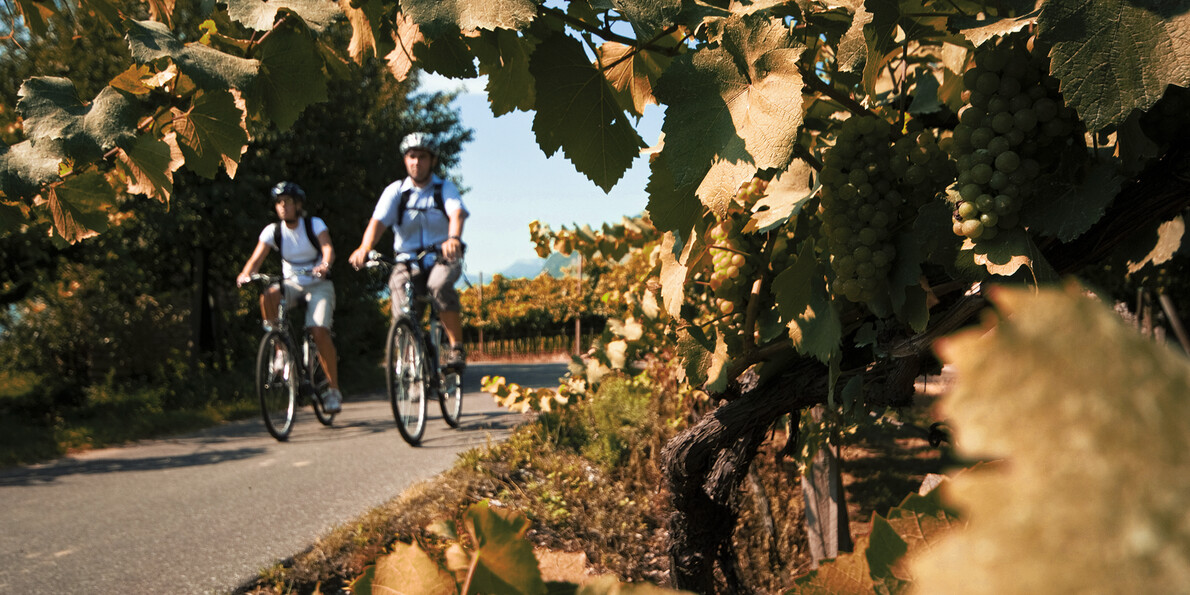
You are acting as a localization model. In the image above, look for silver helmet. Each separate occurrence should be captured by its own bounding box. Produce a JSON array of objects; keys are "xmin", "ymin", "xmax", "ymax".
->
[{"xmin": 399, "ymin": 132, "xmax": 437, "ymax": 156}]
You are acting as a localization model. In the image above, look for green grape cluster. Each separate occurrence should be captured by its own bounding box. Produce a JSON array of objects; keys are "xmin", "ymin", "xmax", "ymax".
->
[
  {"xmin": 707, "ymin": 215, "xmax": 754, "ymax": 316},
  {"xmin": 820, "ymin": 116, "xmax": 953, "ymax": 304},
  {"xmin": 945, "ymin": 35, "xmax": 1081, "ymax": 241}
]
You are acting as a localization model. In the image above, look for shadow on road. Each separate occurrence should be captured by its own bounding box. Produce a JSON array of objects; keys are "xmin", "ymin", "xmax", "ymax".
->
[{"xmin": 0, "ymin": 447, "xmax": 268, "ymax": 487}]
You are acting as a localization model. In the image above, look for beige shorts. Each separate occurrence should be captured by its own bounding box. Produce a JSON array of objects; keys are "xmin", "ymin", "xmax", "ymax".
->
[{"xmin": 282, "ymin": 278, "xmax": 335, "ymax": 329}]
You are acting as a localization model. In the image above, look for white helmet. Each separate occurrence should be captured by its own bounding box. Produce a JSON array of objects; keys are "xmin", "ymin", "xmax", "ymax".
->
[{"xmin": 399, "ymin": 132, "xmax": 437, "ymax": 156}]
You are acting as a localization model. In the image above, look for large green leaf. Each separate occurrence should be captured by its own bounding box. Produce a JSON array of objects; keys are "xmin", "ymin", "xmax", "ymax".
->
[
  {"xmin": 1038, "ymin": 0, "xmax": 1190, "ymax": 132},
  {"xmin": 0, "ymin": 139, "xmax": 66, "ymax": 200},
  {"xmin": 609, "ymin": 0, "xmax": 682, "ymax": 38},
  {"xmin": 471, "ymin": 28, "xmax": 537, "ymax": 116},
  {"xmin": 413, "ymin": 26, "xmax": 479, "ymax": 78},
  {"xmin": 653, "ymin": 16, "xmax": 804, "ymax": 215},
  {"xmin": 646, "ymin": 151, "xmax": 701, "ymax": 236},
  {"xmin": 529, "ymin": 33, "xmax": 645, "ymax": 192},
  {"xmin": 913, "ymin": 283, "xmax": 1190, "ymax": 593},
  {"xmin": 18, "ymin": 80, "xmax": 142, "ymax": 164},
  {"xmin": 464, "ymin": 500, "xmax": 547, "ymax": 595},
  {"xmin": 253, "ymin": 15, "xmax": 329, "ymax": 130},
  {"xmin": 115, "ymin": 133, "xmax": 182, "ymax": 204},
  {"xmin": 172, "ymin": 89, "xmax": 249, "ymax": 179},
  {"xmin": 125, "ymin": 20, "xmax": 260, "ymax": 93},
  {"xmin": 772, "ymin": 240, "xmax": 840, "ymax": 363},
  {"xmin": 401, "ymin": 0, "xmax": 538, "ymax": 36},
  {"xmin": 224, "ymin": 0, "xmax": 342, "ymax": 32},
  {"xmin": 45, "ymin": 172, "xmax": 114, "ymax": 243},
  {"xmin": 741, "ymin": 160, "xmax": 816, "ymax": 233},
  {"xmin": 1020, "ymin": 157, "xmax": 1124, "ymax": 242}
]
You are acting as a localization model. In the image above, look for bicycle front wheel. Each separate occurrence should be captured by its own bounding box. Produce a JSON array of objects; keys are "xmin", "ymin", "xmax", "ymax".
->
[
  {"xmin": 306, "ymin": 336, "xmax": 335, "ymax": 426},
  {"xmin": 257, "ymin": 331, "xmax": 297, "ymax": 441},
  {"xmin": 386, "ymin": 319, "xmax": 427, "ymax": 445}
]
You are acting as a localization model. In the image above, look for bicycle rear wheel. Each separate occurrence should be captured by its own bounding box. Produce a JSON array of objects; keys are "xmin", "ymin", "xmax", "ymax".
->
[
  {"xmin": 438, "ymin": 368, "xmax": 463, "ymax": 428},
  {"xmin": 306, "ymin": 336, "xmax": 335, "ymax": 426},
  {"xmin": 386, "ymin": 319, "xmax": 427, "ymax": 445},
  {"xmin": 257, "ymin": 331, "xmax": 297, "ymax": 441}
]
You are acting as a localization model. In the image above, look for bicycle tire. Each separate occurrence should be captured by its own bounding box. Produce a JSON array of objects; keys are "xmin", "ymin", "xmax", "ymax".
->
[
  {"xmin": 306, "ymin": 336, "xmax": 335, "ymax": 426},
  {"xmin": 386, "ymin": 319, "xmax": 427, "ymax": 445},
  {"xmin": 430, "ymin": 323, "xmax": 463, "ymax": 427},
  {"xmin": 257, "ymin": 330, "xmax": 297, "ymax": 441}
]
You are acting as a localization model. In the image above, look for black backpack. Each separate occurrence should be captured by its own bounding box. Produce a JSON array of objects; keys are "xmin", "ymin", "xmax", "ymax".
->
[
  {"xmin": 396, "ymin": 182, "xmax": 445, "ymax": 226},
  {"xmin": 273, "ymin": 216, "xmax": 319, "ymax": 264}
]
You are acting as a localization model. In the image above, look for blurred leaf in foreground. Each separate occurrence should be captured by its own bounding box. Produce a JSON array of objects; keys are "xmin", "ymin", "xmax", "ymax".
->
[{"xmin": 912, "ymin": 282, "xmax": 1190, "ymax": 594}]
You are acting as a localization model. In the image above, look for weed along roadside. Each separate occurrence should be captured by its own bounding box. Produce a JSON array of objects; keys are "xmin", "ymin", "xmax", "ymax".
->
[{"xmin": 234, "ymin": 368, "xmax": 950, "ymax": 594}]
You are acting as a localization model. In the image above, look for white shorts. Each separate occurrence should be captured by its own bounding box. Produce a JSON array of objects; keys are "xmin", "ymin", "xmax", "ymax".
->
[{"xmin": 282, "ymin": 278, "xmax": 335, "ymax": 329}]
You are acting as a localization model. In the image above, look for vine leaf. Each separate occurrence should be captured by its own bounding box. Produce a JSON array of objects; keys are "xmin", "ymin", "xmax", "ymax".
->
[
  {"xmin": 654, "ymin": 17, "xmax": 804, "ymax": 216},
  {"xmin": 464, "ymin": 500, "xmax": 547, "ymax": 595},
  {"xmin": 1021, "ymin": 158, "xmax": 1123, "ymax": 242},
  {"xmin": 471, "ymin": 28, "xmax": 537, "ymax": 116},
  {"xmin": 773, "ymin": 240, "xmax": 840, "ymax": 364},
  {"xmin": 0, "ymin": 140, "xmax": 67, "ymax": 200},
  {"xmin": 253, "ymin": 15, "xmax": 329, "ymax": 130},
  {"xmin": 413, "ymin": 26, "xmax": 479, "ymax": 78},
  {"xmin": 741, "ymin": 160, "xmax": 815, "ymax": 233},
  {"xmin": 115, "ymin": 133, "xmax": 183, "ymax": 204},
  {"xmin": 45, "ymin": 172, "xmax": 113, "ymax": 243},
  {"xmin": 646, "ymin": 151, "xmax": 702, "ymax": 236},
  {"xmin": 342, "ymin": 0, "xmax": 394, "ymax": 64},
  {"xmin": 529, "ymin": 33, "xmax": 645, "ymax": 192},
  {"xmin": 365, "ymin": 541, "xmax": 456, "ymax": 595},
  {"xmin": 658, "ymin": 229, "xmax": 691, "ymax": 318},
  {"xmin": 610, "ymin": 0, "xmax": 681, "ymax": 37},
  {"xmin": 953, "ymin": 8, "xmax": 1039, "ymax": 48},
  {"xmin": 1039, "ymin": 0, "xmax": 1190, "ymax": 132},
  {"xmin": 172, "ymin": 90, "xmax": 249, "ymax": 179},
  {"xmin": 915, "ymin": 283, "xmax": 1190, "ymax": 593},
  {"xmin": 597, "ymin": 40, "xmax": 671, "ymax": 117},
  {"xmin": 963, "ymin": 227, "xmax": 1046, "ymax": 278},
  {"xmin": 125, "ymin": 20, "xmax": 259, "ymax": 94},
  {"xmin": 385, "ymin": 12, "xmax": 426, "ymax": 81},
  {"xmin": 1125, "ymin": 216, "xmax": 1184, "ymax": 274},
  {"xmin": 836, "ymin": 1, "xmax": 873, "ymax": 72},
  {"xmin": 18, "ymin": 79, "xmax": 141, "ymax": 165},
  {"xmin": 224, "ymin": 0, "xmax": 342, "ymax": 32},
  {"xmin": 400, "ymin": 0, "xmax": 537, "ymax": 36}
]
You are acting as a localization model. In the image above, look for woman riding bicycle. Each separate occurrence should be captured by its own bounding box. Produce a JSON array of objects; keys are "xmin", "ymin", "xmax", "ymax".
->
[
  {"xmin": 348, "ymin": 132, "xmax": 469, "ymax": 370},
  {"xmin": 237, "ymin": 181, "xmax": 344, "ymax": 413}
]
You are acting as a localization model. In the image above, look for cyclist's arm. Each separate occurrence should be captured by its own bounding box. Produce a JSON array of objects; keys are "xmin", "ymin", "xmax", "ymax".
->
[
  {"xmin": 314, "ymin": 229, "xmax": 334, "ymax": 278},
  {"xmin": 349, "ymin": 218, "xmax": 387, "ymax": 270},
  {"xmin": 237, "ymin": 241, "xmax": 272, "ymax": 286},
  {"xmin": 442, "ymin": 209, "xmax": 467, "ymax": 261}
]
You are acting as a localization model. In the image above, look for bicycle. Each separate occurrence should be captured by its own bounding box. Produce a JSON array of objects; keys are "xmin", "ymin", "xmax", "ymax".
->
[
  {"xmin": 248, "ymin": 272, "xmax": 336, "ymax": 441},
  {"xmin": 365, "ymin": 249, "xmax": 464, "ymax": 446}
]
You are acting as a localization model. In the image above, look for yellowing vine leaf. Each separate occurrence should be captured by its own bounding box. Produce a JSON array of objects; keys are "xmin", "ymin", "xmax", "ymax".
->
[
  {"xmin": 1126, "ymin": 216, "xmax": 1185, "ymax": 274},
  {"xmin": 115, "ymin": 133, "xmax": 183, "ymax": 204},
  {"xmin": 464, "ymin": 500, "xmax": 547, "ymax": 595},
  {"xmin": 171, "ymin": 89, "xmax": 249, "ymax": 179},
  {"xmin": 367, "ymin": 541, "xmax": 456, "ymax": 595},
  {"xmin": 913, "ymin": 283, "xmax": 1190, "ymax": 594},
  {"xmin": 45, "ymin": 172, "xmax": 113, "ymax": 243},
  {"xmin": 597, "ymin": 40, "xmax": 670, "ymax": 117},
  {"xmin": 385, "ymin": 12, "xmax": 425, "ymax": 81},
  {"xmin": 224, "ymin": 0, "xmax": 342, "ymax": 32},
  {"xmin": 401, "ymin": 0, "xmax": 537, "ymax": 35}
]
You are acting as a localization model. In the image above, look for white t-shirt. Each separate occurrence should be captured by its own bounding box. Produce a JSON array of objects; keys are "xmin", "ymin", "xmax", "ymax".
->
[
  {"xmin": 259, "ymin": 217, "xmax": 329, "ymax": 283},
  {"xmin": 371, "ymin": 175, "xmax": 467, "ymax": 256}
]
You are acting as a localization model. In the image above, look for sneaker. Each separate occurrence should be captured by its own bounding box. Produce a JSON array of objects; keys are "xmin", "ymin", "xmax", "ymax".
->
[
  {"xmin": 322, "ymin": 388, "xmax": 343, "ymax": 414},
  {"xmin": 270, "ymin": 349, "xmax": 287, "ymax": 379},
  {"xmin": 445, "ymin": 347, "xmax": 467, "ymax": 370}
]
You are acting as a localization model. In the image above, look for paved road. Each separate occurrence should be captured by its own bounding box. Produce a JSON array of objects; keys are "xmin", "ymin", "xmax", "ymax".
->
[{"xmin": 0, "ymin": 362, "xmax": 567, "ymax": 595}]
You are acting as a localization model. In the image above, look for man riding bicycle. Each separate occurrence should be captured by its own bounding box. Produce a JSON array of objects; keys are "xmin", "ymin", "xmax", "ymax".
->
[
  {"xmin": 348, "ymin": 131, "xmax": 469, "ymax": 369},
  {"xmin": 237, "ymin": 181, "xmax": 344, "ymax": 413}
]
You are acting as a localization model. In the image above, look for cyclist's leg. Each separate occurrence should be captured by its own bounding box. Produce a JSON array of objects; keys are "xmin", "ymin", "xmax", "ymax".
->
[
  {"xmin": 305, "ymin": 280, "xmax": 339, "ymax": 390},
  {"xmin": 427, "ymin": 260, "xmax": 463, "ymax": 344},
  {"xmin": 388, "ymin": 264, "xmax": 414, "ymax": 319},
  {"xmin": 261, "ymin": 284, "xmax": 283, "ymax": 327}
]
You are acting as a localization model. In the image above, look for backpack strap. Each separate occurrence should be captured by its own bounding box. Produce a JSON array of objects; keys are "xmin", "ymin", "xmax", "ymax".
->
[
  {"xmin": 395, "ymin": 182, "xmax": 445, "ymax": 227},
  {"xmin": 273, "ymin": 216, "xmax": 321, "ymax": 264}
]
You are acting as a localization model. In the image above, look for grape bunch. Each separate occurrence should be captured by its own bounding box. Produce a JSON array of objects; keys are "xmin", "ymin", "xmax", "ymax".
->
[
  {"xmin": 945, "ymin": 35, "xmax": 1082, "ymax": 241},
  {"xmin": 707, "ymin": 212, "xmax": 754, "ymax": 317},
  {"xmin": 819, "ymin": 116, "xmax": 952, "ymax": 304}
]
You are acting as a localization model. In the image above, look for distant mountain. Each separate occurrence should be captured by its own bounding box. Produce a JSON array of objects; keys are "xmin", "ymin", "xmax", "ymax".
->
[{"xmin": 497, "ymin": 252, "xmax": 580, "ymax": 279}]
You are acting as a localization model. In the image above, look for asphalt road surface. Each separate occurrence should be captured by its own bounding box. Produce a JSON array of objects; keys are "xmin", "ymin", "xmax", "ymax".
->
[{"xmin": 0, "ymin": 361, "xmax": 568, "ymax": 595}]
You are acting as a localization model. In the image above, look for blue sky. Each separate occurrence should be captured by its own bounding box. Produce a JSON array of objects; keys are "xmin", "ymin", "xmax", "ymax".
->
[{"xmin": 419, "ymin": 73, "xmax": 663, "ymax": 281}]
